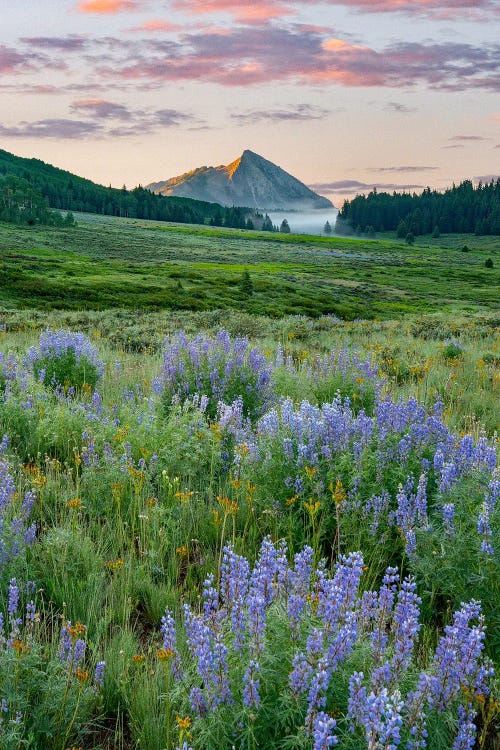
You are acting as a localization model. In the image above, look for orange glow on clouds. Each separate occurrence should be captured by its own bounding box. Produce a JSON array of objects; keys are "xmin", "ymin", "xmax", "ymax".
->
[
  {"xmin": 75, "ymin": 0, "xmax": 139, "ymax": 13},
  {"xmin": 174, "ymin": 0, "xmax": 291, "ymax": 23},
  {"xmin": 128, "ymin": 19, "xmax": 182, "ymax": 32}
]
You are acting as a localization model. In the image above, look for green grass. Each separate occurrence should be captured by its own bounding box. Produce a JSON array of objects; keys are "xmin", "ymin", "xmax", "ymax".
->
[{"xmin": 0, "ymin": 214, "xmax": 497, "ymax": 318}]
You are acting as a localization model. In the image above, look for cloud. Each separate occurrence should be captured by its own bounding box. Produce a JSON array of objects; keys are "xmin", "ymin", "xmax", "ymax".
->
[
  {"xmin": 70, "ymin": 98, "xmax": 132, "ymax": 119},
  {"xmin": 450, "ymin": 134, "xmax": 489, "ymax": 141},
  {"xmin": 127, "ymin": 19, "xmax": 182, "ymax": 33},
  {"xmin": 0, "ymin": 119, "xmax": 103, "ymax": 139},
  {"xmin": 442, "ymin": 144, "xmax": 465, "ymax": 149},
  {"xmin": 310, "ymin": 179, "xmax": 424, "ymax": 195},
  {"xmin": 0, "ymin": 44, "xmax": 31, "ymax": 73},
  {"xmin": 93, "ymin": 28, "xmax": 500, "ymax": 92},
  {"xmin": 231, "ymin": 103, "xmax": 330, "ymax": 124},
  {"xmin": 314, "ymin": 0, "xmax": 499, "ymax": 20},
  {"xmin": 74, "ymin": 0, "xmax": 140, "ymax": 13},
  {"xmin": 69, "ymin": 100, "xmax": 199, "ymax": 135},
  {"xmin": 384, "ymin": 102, "xmax": 416, "ymax": 113},
  {"xmin": 0, "ymin": 102, "xmax": 197, "ymax": 140},
  {"xmin": 368, "ymin": 165, "xmax": 438, "ymax": 172},
  {"xmin": 173, "ymin": 0, "xmax": 291, "ymax": 24},
  {"xmin": 20, "ymin": 35, "xmax": 87, "ymax": 51}
]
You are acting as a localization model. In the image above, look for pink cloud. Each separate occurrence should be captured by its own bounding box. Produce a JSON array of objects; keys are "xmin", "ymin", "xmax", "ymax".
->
[
  {"xmin": 173, "ymin": 0, "xmax": 291, "ymax": 24},
  {"xmin": 316, "ymin": 0, "xmax": 499, "ymax": 19},
  {"xmin": 70, "ymin": 98, "xmax": 132, "ymax": 119},
  {"xmin": 0, "ymin": 45, "xmax": 27, "ymax": 73},
  {"xmin": 127, "ymin": 19, "xmax": 181, "ymax": 32},
  {"xmin": 75, "ymin": 0, "xmax": 139, "ymax": 14}
]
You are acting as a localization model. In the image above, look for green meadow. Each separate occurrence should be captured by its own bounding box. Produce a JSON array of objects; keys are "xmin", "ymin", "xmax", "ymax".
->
[{"xmin": 0, "ymin": 213, "xmax": 498, "ymax": 318}]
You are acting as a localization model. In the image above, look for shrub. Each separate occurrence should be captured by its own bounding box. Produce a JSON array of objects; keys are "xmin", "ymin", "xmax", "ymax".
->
[
  {"xmin": 26, "ymin": 329, "xmax": 104, "ymax": 393},
  {"xmin": 442, "ymin": 339, "xmax": 464, "ymax": 360},
  {"xmin": 159, "ymin": 330, "xmax": 273, "ymax": 422}
]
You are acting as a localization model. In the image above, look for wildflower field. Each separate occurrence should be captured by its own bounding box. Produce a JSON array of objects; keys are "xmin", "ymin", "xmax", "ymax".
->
[
  {"xmin": 0, "ymin": 301, "xmax": 498, "ymax": 750},
  {"xmin": 0, "ymin": 205, "xmax": 499, "ymax": 750}
]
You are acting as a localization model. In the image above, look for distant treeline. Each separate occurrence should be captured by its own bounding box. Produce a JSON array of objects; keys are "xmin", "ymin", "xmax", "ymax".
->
[
  {"xmin": 336, "ymin": 179, "xmax": 500, "ymax": 236},
  {"xmin": 0, "ymin": 174, "xmax": 75, "ymax": 226},
  {"xmin": 0, "ymin": 148, "xmax": 247, "ymax": 227}
]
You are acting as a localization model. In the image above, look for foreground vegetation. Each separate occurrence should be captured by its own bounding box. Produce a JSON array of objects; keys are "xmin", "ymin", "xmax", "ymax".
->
[
  {"xmin": 0, "ymin": 308, "xmax": 498, "ymax": 749},
  {"xmin": 0, "ymin": 213, "xmax": 498, "ymax": 319}
]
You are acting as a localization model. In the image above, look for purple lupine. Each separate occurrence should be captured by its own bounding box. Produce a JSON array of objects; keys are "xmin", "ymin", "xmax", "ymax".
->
[
  {"xmin": 203, "ymin": 574, "xmax": 220, "ymax": 623},
  {"xmin": 160, "ymin": 330, "xmax": 273, "ymax": 421},
  {"xmin": 242, "ymin": 660, "xmax": 261, "ymax": 708},
  {"xmin": 287, "ymin": 546, "xmax": 314, "ymax": 638},
  {"xmin": 26, "ymin": 329, "xmax": 104, "ymax": 375},
  {"xmin": 428, "ymin": 601, "xmax": 490, "ymax": 711},
  {"xmin": 8, "ymin": 578, "xmax": 19, "ymax": 619},
  {"xmin": 161, "ymin": 608, "xmax": 183, "ymax": 678},
  {"xmin": 93, "ymin": 661, "xmax": 106, "ymax": 687},
  {"xmin": 247, "ymin": 592, "xmax": 266, "ymax": 656},
  {"xmin": 312, "ymin": 711, "xmax": 338, "ymax": 749},
  {"xmin": 316, "ymin": 551, "xmax": 364, "ymax": 632},
  {"xmin": 443, "ymin": 503, "xmax": 455, "ymax": 534},
  {"xmin": 189, "ymin": 686, "xmax": 209, "ymax": 718},
  {"xmin": 348, "ymin": 672, "xmax": 403, "ymax": 749},
  {"xmin": 453, "ymin": 703, "xmax": 477, "ymax": 750},
  {"xmin": 220, "ymin": 545, "xmax": 250, "ymax": 606},
  {"xmin": 290, "ymin": 651, "xmax": 314, "ymax": 697},
  {"xmin": 388, "ymin": 578, "xmax": 421, "ymax": 682},
  {"xmin": 477, "ymin": 507, "xmax": 494, "ymax": 555}
]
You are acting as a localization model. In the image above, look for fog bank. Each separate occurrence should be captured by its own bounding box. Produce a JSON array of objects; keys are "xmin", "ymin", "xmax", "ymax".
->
[{"xmin": 266, "ymin": 209, "xmax": 338, "ymax": 236}]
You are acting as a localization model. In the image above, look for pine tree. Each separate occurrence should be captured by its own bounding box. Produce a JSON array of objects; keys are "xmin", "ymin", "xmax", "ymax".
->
[{"xmin": 240, "ymin": 270, "xmax": 254, "ymax": 296}]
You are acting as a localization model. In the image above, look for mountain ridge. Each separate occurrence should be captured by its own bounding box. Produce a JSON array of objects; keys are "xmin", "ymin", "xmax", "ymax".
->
[{"xmin": 147, "ymin": 150, "xmax": 334, "ymax": 211}]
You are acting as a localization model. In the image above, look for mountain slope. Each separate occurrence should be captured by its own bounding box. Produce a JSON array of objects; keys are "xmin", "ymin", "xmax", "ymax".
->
[{"xmin": 147, "ymin": 150, "xmax": 333, "ymax": 210}]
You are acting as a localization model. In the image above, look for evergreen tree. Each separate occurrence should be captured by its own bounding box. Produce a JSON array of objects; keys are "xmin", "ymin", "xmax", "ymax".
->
[
  {"xmin": 324, "ymin": 220, "xmax": 332, "ymax": 235},
  {"xmin": 396, "ymin": 219, "xmax": 408, "ymax": 238},
  {"xmin": 405, "ymin": 231, "xmax": 415, "ymax": 245},
  {"xmin": 240, "ymin": 270, "xmax": 254, "ymax": 296},
  {"xmin": 262, "ymin": 214, "xmax": 273, "ymax": 231},
  {"xmin": 280, "ymin": 219, "xmax": 291, "ymax": 233}
]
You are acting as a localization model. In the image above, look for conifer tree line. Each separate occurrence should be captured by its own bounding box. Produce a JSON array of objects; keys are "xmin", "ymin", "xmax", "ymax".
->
[
  {"xmin": 336, "ymin": 179, "xmax": 500, "ymax": 236},
  {"xmin": 0, "ymin": 149, "xmax": 246, "ymax": 227}
]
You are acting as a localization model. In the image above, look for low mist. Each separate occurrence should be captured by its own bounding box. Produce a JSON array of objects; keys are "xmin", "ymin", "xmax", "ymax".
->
[{"xmin": 266, "ymin": 209, "xmax": 339, "ymax": 236}]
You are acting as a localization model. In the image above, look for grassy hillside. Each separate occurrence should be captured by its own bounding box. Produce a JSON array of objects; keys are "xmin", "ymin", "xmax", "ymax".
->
[{"xmin": 0, "ymin": 212, "xmax": 498, "ymax": 318}]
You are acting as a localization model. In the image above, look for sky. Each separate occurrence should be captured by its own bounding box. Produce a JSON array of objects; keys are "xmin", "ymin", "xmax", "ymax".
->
[{"xmin": 1, "ymin": 0, "xmax": 499, "ymax": 207}]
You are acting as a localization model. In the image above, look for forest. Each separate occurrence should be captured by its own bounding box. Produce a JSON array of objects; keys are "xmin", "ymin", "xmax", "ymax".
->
[
  {"xmin": 336, "ymin": 179, "xmax": 500, "ymax": 236},
  {"xmin": 0, "ymin": 149, "xmax": 248, "ymax": 228}
]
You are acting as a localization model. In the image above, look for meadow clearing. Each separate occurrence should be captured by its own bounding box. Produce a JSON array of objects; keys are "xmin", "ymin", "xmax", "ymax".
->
[{"xmin": 0, "ymin": 214, "xmax": 498, "ymax": 749}]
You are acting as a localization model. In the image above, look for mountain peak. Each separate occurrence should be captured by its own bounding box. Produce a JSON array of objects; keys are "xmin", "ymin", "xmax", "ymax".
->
[{"xmin": 146, "ymin": 151, "xmax": 334, "ymax": 211}]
